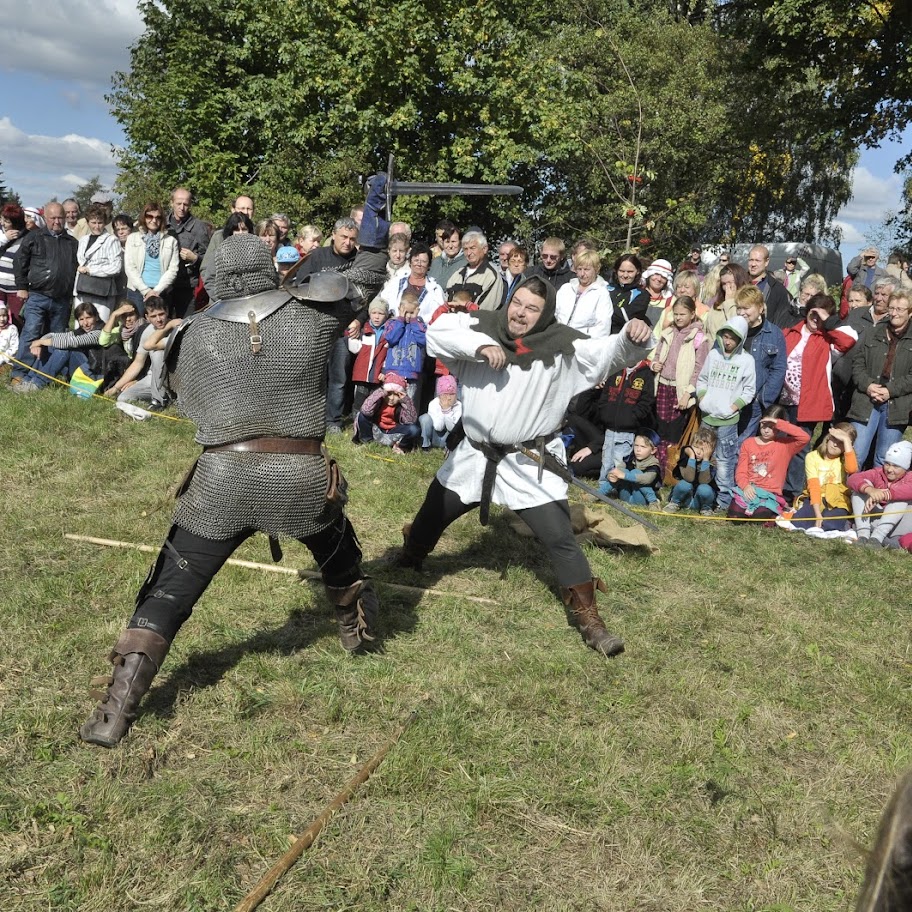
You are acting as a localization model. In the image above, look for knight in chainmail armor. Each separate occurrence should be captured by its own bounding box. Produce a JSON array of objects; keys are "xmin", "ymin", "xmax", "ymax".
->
[{"xmin": 79, "ymin": 234, "xmax": 381, "ymax": 748}]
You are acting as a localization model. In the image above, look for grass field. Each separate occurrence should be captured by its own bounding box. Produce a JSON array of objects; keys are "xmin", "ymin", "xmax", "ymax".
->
[{"xmin": 0, "ymin": 385, "xmax": 909, "ymax": 911}]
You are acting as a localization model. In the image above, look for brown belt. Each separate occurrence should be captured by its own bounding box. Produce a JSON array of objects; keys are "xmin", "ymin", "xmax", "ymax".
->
[{"xmin": 204, "ymin": 436, "xmax": 324, "ymax": 455}]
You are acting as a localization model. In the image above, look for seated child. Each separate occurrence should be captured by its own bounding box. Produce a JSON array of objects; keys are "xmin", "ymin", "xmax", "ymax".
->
[
  {"xmin": 787, "ymin": 423, "xmax": 857, "ymax": 532},
  {"xmin": 419, "ymin": 374, "xmax": 461, "ymax": 451},
  {"xmin": 355, "ymin": 371, "xmax": 420, "ymax": 454},
  {"xmin": 727, "ymin": 404, "xmax": 810, "ymax": 521},
  {"xmin": 380, "ymin": 291, "xmax": 427, "ymax": 406},
  {"xmin": 665, "ymin": 425, "xmax": 717, "ymax": 515},
  {"xmin": 0, "ymin": 303, "xmax": 20, "ymax": 369},
  {"xmin": 599, "ymin": 427, "xmax": 662, "ymax": 509},
  {"xmin": 847, "ymin": 440, "xmax": 912, "ymax": 549},
  {"xmin": 349, "ymin": 299, "xmax": 389, "ymax": 415}
]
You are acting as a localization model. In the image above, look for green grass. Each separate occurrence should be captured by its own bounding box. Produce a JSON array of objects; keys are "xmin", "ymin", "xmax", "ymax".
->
[{"xmin": 0, "ymin": 385, "xmax": 909, "ymax": 911}]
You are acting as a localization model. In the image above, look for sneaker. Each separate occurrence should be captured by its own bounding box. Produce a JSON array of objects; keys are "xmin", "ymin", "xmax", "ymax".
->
[
  {"xmin": 647, "ymin": 501, "xmax": 662, "ymax": 511},
  {"xmin": 699, "ymin": 507, "xmax": 714, "ymax": 517},
  {"xmin": 146, "ymin": 399, "xmax": 169, "ymax": 413},
  {"xmin": 862, "ymin": 536, "xmax": 885, "ymax": 549},
  {"xmin": 713, "ymin": 504, "xmax": 728, "ymax": 515},
  {"xmin": 326, "ymin": 425, "xmax": 342, "ymax": 435},
  {"xmin": 663, "ymin": 501, "xmax": 681, "ymax": 512},
  {"xmin": 11, "ymin": 380, "xmax": 40, "ymax": 393}
]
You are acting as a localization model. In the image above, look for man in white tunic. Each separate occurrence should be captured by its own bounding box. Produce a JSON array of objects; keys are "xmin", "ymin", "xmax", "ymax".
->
[{"xmin": 397, "ymin": 276, "xmax": 652, "ymax": 657}]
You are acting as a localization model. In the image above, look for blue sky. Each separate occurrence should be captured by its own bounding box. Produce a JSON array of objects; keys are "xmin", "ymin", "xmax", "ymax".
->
[{"xmin": 1, "ymin": 0, "xmax": 908, "ymax": 267}]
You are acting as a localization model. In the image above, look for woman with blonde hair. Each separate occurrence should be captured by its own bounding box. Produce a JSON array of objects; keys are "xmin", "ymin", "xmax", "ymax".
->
[
  {"xmin": 555, "ymin": 249, "xmax": 613, "ymax": 337},
  {"xmin": 295, "ymin": 224, "xmax": 323, "ymax": 260}
]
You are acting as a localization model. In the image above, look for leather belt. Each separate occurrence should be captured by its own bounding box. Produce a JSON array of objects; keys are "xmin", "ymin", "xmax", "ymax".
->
[{"xmin": 204, "ymin": 436, "xmax": 324, "ymax": 455}]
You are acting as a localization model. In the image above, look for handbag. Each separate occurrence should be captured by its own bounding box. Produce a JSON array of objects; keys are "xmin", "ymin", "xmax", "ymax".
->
[
  {"xmin": 69, "ymin": 365, "xmax": 103, "ymax": 400},
  {"xmin": 663, "ymin": 407, "xmax": 701, "ymax": 486},
  {"xmin": 76, "ymin": 271, "xmax": 118, "ymax": 298}
]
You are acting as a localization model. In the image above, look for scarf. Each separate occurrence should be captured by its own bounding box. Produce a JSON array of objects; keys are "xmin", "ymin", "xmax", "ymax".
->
[
  {"xmin": 472, "ymin": 275, "xmax": 584, "ymax": 370},
  {"xmin": 143, "ymin": 231, "xmax": 161, "ymax": 259},
  {"xmin": 121, "ymin": 318, "xmax": 146, "ymax": 345}
]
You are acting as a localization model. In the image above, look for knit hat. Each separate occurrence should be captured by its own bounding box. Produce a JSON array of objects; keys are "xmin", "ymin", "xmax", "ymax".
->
[
  {"xmin": 367, "ymin": 298, "xmax": 388, "ymax": 314},
  {"xmin": 884, "ymin": 440, "xmax": 912, "ymax": 470},
  {"xmin": 383, "ymin": 372, "xmax": 407, "ymax": 393},
  {"xmin": 635, "ymin": 427, "xmax": 660, "ymax": 448},
  {"xmin": 213, "ymin": 234, "xmax": 279, "ymax": 302},
  {"xmin": 436, "ymin": 375, "xmax": 457, "ymax": 396},
  {"xmin": 642, "ymin": 258, "xmax": 673, "ymax": 284}
]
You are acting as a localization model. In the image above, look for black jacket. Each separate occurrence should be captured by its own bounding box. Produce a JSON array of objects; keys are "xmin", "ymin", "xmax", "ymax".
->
[
  {"xmin": 13, "ymin": 228, "xmax": 78, "ymax": 300},
  {"xmin": 758, "ymin": 274, "xmax": 796, "ymax": 329},
  {"xmin": 528, "ymin": 262, "xmax": 573, "ymax": 292}
]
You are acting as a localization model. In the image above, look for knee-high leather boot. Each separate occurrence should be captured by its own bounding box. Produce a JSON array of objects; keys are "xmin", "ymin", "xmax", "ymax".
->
[
  {"xmin": 324, "ymin": 579, "xmax": 380, "ymax": 653},
  {"xmin": 561, "ymin": 578, "xmax": 624, "ymax": 658},
  {"xmin": 79, "ymin": 628, "xmax": 171, "ymax": 748}
]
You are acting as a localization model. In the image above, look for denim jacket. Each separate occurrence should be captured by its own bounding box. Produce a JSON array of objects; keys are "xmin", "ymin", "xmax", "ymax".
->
[{"xmin": 744, "ymin": 318, "xmax": 786, "ymax": 408}]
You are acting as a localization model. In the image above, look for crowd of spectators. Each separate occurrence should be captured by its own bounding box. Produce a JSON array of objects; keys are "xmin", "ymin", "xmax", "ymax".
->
[{"xmin": 2, "ymin": 188, "xmax": 911, "ymax": 550}]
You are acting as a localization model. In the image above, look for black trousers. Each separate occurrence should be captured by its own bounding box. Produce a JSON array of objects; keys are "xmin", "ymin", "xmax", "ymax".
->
[
  {"xmin": 409, "ymin": 479, "xmax": 591, "ymax": 588},
  {"xmin": 129, "ymin": 515, "xmax": 364, "ymax": 641}
]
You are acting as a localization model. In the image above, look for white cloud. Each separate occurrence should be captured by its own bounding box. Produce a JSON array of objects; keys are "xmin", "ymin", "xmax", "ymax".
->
[
  {"xmin": 0, "ymin": 117, "xmax": 119, "ymax": 205},
  {"xmin": 0, "ymin": 0, "xmax": 145, "ymax": 88},
  {"xmin": 838, "ymin": 166, "xmax": 904, "ymax": 223},
  {"xmin": 832, "ymin": 220, "xmax": 866, "ymax": 246}
]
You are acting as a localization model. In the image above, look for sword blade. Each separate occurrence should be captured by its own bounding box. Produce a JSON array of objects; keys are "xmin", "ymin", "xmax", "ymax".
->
[
  {"xmin": 389, "ymin": 181, "xmax": 523, "ymax": 198},
  {"xmin": 516, "ymin": 445, "xmax": 659, "ymax": 532}
]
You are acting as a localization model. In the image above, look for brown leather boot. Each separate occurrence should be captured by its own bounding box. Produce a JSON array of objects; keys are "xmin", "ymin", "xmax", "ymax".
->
[
  {"xmin": 561, "ymin": 578, "xmax": 624, "ymax": 657},
  {"xmin": 325, "ymin": 579, "xmax": 379, "ymax": 653},
  {"xmin": 79, "ymin": 628, "xmax": 171, "ymax": 748}
]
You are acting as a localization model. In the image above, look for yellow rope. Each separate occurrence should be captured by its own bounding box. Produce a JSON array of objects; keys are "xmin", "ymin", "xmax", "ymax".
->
[{"xmin": 5, "ymin": 353, "xmax": 190, "ymax": 423}]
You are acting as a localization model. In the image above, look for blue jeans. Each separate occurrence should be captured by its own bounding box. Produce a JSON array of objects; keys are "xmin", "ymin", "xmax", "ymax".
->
[
  {"xmin": 852, "ymin": 402, "xmax": 906, "ymax": 467},
  {"xmin": 326, "ymin": 336, "xmax": 351, "ymax": 428},
  {"xmin": 705, "ymin": 421, "xmax": 739, "ymax": 510},
  {"xmin": 600, "ymin": 476, "xmax": 657, "ymax": 504},
  {"xmin": 30, "ymin": 349, "xmax": 90, "ymax": 388},
  {"xmin": 670, "ymin": 480, "xmax": 715, "ymax": 510},
  {"xmin": 418, "ymin": 413, "xmax": 449, "ymax": 449},
  {"xmin": 599, "ymin": 430, "xmax": 635, "ymax": 484},
  {"xmin": 12, "ymin": 292, "xmax": 71, "ymax": 379}
]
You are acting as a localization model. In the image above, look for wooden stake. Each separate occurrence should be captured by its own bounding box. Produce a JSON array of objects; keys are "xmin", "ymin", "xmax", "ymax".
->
[
  {"xmin": 234, "ymin": 709, "xmax": 418, "ymax": 912},
  {"xmin": 64, "ymin": 534, "xmax": 496, "ymax": 605}
]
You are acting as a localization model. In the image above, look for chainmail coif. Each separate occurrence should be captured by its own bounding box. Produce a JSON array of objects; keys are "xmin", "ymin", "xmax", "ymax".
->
[{"xmin": 213, "ymin": 234, "xmax": 278, "ymax": 301}]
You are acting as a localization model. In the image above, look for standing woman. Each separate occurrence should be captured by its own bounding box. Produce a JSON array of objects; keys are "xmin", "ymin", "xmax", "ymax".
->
[
  {"xmin": 555, "ymin": 249, "xmax": 613, "ymax": 337},
  {"xmin": 255, "ymin": 218, "xmax": 280, "ymax": 266},
  {"xmin": 294, "ymin": 224, "xmax": 323, "ymax": 261},
  {"xmin": 124, "ymin": 202, "xmax": 179, "ymax": 314},
  {"xmin": 74, "ymin": 204, "xmax": 122, "ymax": 322},
  {"xmin": 378, "ymin": 243, "xmax": 444, "ymax": 325},
  {"xmin": 0, "ymin": 203, "xmax": 28, "ymax": 327},
  {"xmin": 607, "ymin": 253, "xmax": 647, "ymax": 334},
  {"xmin": 111, "ymin": 213, "xmax": 134, "ymax": 301},
  {"xmin": 503, "ymin": 246, "xmax": 530, "ymax": 306},
  {"xmin": 704, "ymin": 263, "xmax": 749, "ymax": 337},
  {"xmin": 641, "ymin": 258, "xmax": 675, "ymax": 329}
]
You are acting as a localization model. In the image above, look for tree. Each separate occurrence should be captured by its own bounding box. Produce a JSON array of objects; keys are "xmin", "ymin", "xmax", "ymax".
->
[
  {"xmin": 109, "ymin": 0, "xmax": 860, "ymax": 254},
  {"xmin": 72, "ymin": 176, "xmax": 106, "ymax": 213}
]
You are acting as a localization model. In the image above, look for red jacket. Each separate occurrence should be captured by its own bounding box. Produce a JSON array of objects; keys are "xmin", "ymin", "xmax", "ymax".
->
[
  {"xmin": 782, "ymin": 318, "xmax": 857, "ymax": 422},
  {"xmin": 350, "ymin": 324, "xmax": 388, "ymax": 384}
]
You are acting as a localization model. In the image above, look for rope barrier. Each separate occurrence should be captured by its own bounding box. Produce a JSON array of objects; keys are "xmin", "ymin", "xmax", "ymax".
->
[
  {"xmin": 6, "ymin": 356, "xmax": 908, "ymax": 525},
  {"xmin": 4, "ymin": 353, "xmax": 190, "ymax": 423}
]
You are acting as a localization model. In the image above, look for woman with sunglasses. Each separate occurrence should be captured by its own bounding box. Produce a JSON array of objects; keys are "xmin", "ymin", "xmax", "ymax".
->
[{"xmin": 124, "ymin": 201, "xmax": 179, "ymax": 314}]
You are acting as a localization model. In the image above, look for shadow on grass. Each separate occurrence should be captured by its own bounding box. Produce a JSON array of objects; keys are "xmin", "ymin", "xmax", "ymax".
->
[{"xmin": 141, "ymin": 592, "xmax": 420, "ymax": 723}]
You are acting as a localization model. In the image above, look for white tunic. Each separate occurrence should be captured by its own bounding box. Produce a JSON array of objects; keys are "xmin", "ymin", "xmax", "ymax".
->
[{"xmin": 429, "ymin": 312, "xmax": 648, "ymax": 509}]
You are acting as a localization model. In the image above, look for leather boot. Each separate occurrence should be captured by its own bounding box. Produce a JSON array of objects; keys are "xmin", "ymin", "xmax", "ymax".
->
[
  {"xmin": 79, "ymin": 628, "xmax": 171, "ymax": 748},
  {"xmin": 561, "ymin": 578, "xmax": 624, "ymax": 658},
  {"xmin": 325, "ymin": 579, "xmax": 379, "ymax": 653},
  {"xmin": 393, "ymin": 523, "xmax": 429, "ymax": 571}
]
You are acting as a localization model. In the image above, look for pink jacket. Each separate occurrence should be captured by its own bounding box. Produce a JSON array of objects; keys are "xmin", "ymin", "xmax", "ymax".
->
[{"xmin": 847, "ymin": 467, "xmax": 912, "ymax": 502}]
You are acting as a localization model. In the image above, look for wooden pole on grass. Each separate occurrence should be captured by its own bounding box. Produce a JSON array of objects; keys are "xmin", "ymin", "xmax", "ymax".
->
[{"xmin": 233, "ymin": 709, "xmax": 419, "ymax": 912}]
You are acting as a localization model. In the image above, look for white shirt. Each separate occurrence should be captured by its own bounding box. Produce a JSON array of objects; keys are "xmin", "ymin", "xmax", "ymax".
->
[{"xmin": 428, "ymin": 313, "xmax": 647, "ymax": 509}]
